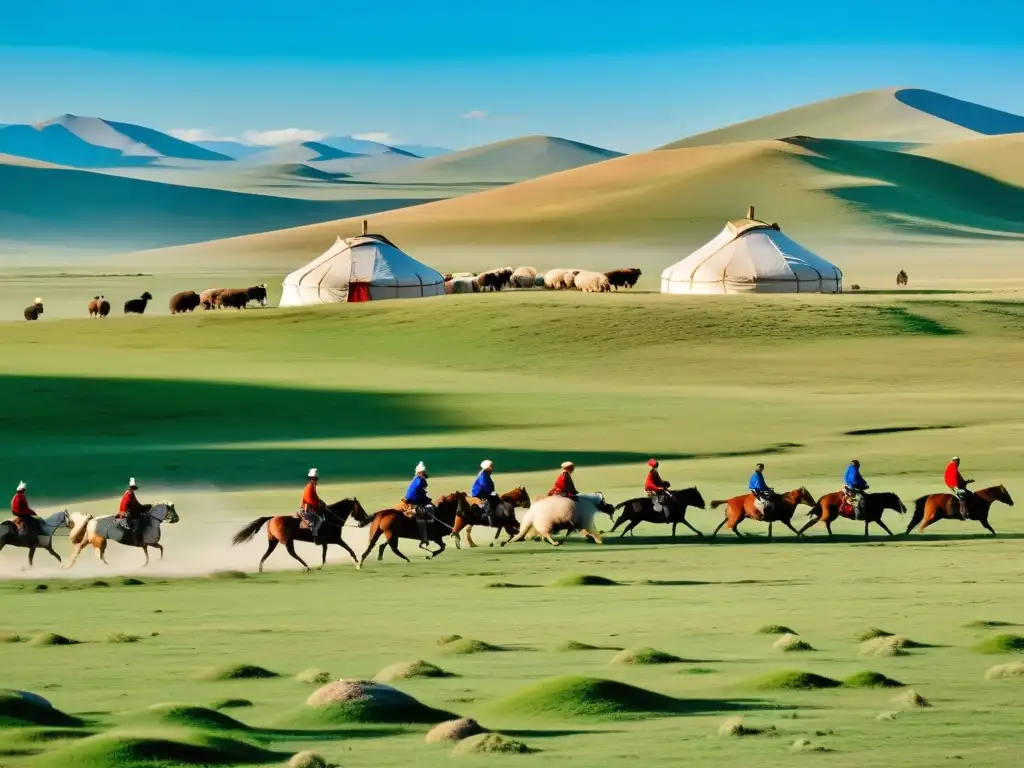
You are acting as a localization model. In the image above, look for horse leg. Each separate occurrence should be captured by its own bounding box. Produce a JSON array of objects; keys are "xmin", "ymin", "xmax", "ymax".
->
[
  {"xmin": 259, "ymin": 539, "xmax": 278, "ymax": 572},
  {"xmin": 917, "ymin": 514, "xmax": 939, "ymax": 533},
  {"xmin": 610, "ymin": 514, "xmax": 624, "ymax": 532},
  {"xmin": 141, "ymin": 545, "xmax": 150, "ymax": 567},
  {"xmin": 26, "ymin": 546, "xmax": 36, "ymax": 569},
  {"xmin": 712, "ymin": 518, "xmax": 728, "ymax": 538},
  {"xmin": 781, "ymin": 519, "xmax": 802, "ymax": 537},
  {"xmin": 152, "ymin": 543, "xmax": 164, "ymax": 560},
  {"xmin": 875, "ymin": 519, "xmax": 894, "ymax": 537},
  {"xmin": 95, "ymin": 538, "xmax": 109, "ymax": 564},
  {"xmin": 427, "ymin": 539, "xmax": 447, "ymax": 560},
  {"xmin": 320, "ymin": 543, "xmax": 328, "ymax": 569},
  {"xmin": 619, "ymin": 519, "xmax": 639, "ymax": 538},
  {"xmin": 905, "ymin": 507, "xmax": 924, "ymax": 535},
  {"xmin": 680, "ymin": 517, "xmax": 703, "ymax": 537},
  {"xmin": 798, "ymin": 515, "xmax": 820, "ymax": 535},
  {"xmin": 825, "ymin": 520, "xmax": 834, "ymax": 537},
  {"xmin": 864, "ymin": 520, "xmax": 870, "ymax": 538},
  {"xmin": 378, "ymin": 543, "xmax": 388, "ymax": 560},
  {"xmin": 465, "ymin": 525, "xmax": 477, "ymax": 548},
  {"xmin": 283, "ymin": 539, "xmax": 311, "ymax": 571},
  {"xmin": 46, "ymin": 546, "xmax": 62, "ymax": 563},
  {"xmin": 490, "ymin": 526, "xmax": 502, "ymax": 547},
  {"xmin": 578, "ymin": 528, "xmax": 603, "ymax": 545},
  {"xmin": 64, "ymin": 541, "xmax": 87, "ymax": 569},
  {"xmin": 335, "ymin": 539, "xmax": 361, "ymax": 568},
  {"xmin": 385, "ymin": 531, "xmax": 410, "ymax": 563},
  {"xmin": 767, "ymin": 521, "xmax": 773, "ymax": 539},
  {"xmin": 979, "ymin": 517, "xmax": 997, "ymax": 536}
]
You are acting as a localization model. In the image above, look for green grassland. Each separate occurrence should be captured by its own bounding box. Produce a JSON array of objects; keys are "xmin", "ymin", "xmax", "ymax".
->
[{"xmin": 3, "ymin": 291, "xmax": 1024, "ymax": 766}]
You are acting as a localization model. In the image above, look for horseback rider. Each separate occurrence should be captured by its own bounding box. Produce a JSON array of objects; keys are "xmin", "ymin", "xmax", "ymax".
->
[
  {"xmin": 748, "ymin": 463, "xmax": 773, "ymax": 518},
  {"xmin": 843, "ymin": 459, "xmax": 869, "ymax": 520},
  {"xmin": 945, "ymin": 456, "xmax": 973, "ymax": 520},
  {"xmin": 548, "ymin": 461, "xmax": 578, "ymax": 499},
  {"xmin": 404, "ymin": 462, "xmax": 434, "ymax": 548},
  {"xmin": 645, "ymin": 459, "xmax": 672, "ymax": 521},
  {"xmin": 117, "ymin": 478, "xmax": 148, "ymax": 547},
  {"xmin": 300, "ymin": 468, "xmax": 328, "ymax": 544},
  {"xmin": 11, "ymin": 481, "xmax": 41, "ymax": 540},
  {"xmin": 471, "ymin": 459, "xmax": 500, "ymax": 526}
]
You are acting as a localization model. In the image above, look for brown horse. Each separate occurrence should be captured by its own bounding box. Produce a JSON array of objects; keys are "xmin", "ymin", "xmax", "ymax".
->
[
  {"xmin": 610, "ymin": 487, "xmax": 706, "ymax": 538},
  {"xmin": 451, "ymin": 487, "xmax": 530, "ymax": 548},
  {"xmin": 360, "ymin": 492, "xmax": 472, "ymax": 564},
  {"xmin": 799, "ymin": 491, "xmax": 906, "ymax": 537},
  {"xmin": 231, "ymin": 498, "xmax": 371, "ymax": 572},
  {"xmin": 710, "ymin": 488, "xmax": 816, "ymax": 538},
  {"xmin": 905, "ymin": 485, "xmax": 1013, "ymax": 536}
]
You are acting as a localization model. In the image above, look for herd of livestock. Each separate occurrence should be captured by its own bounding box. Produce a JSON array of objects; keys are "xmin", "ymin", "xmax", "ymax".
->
[
  {"xmin": 445, "ymin": 266, "xmax": 642, "ymax": 294},
  {"xmin": 21, "ymin": 285, "xmax": 269, "ymax": 321}
]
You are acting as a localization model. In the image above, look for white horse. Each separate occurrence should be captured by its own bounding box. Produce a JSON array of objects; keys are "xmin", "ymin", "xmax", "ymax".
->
[
  {"xmin": 510, "ymin": 493, "xmax": 614, "ymax": 546},
  {"xmin": 65, "ymin": 502, "xmax": 179, "ymax": 569},
  {"xmin": 0, "ymin": 509, "xmax": 72, "ymax": 568}
]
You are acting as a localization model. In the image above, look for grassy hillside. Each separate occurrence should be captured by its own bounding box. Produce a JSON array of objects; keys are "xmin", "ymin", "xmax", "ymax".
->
[
  {"xmin": 662, "ymin": 88, "xmax": 1024, "ymax": 149},
  {"xmin": 143, "ymin": 136, "xmax": 1024, "ymax": 262},
  {"xmin": 362, "ymin": 135, "xmax": 624, "ymax": 184}
]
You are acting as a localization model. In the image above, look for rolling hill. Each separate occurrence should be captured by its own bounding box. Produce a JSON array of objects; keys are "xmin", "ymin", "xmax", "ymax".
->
[
  {"xmin": 0, "ymin": 114, "xmax": 231, "ymax": 167},
  {"xmin": 362, "ymin": 135, "xmax": 624, "ymax": 184},
  {"xmin": 910, "ymin": 133, "xmax": 1024, "ymax": 185},
  {"xmin": 240, "ymin": 140, "xmax": 363, "ymax": 165},
  {"xmin": 663, "ymin": 88, "xmax": 1024, "ymax": 149},
  {"xmin": 148, "ymin": 134, "xmax": 1024, "ymax": 262}
]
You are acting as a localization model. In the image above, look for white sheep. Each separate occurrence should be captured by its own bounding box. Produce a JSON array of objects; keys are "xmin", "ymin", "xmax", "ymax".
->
[
  {"xmin": 509, "ymin": 493, "xmax": 613, "ymax": 546},
  {"xmin": 511, "ymin": 266, "xmax": 538, "ymax": 288},
  {"xmin": 573, "ymin": 270, "xmax": 611, "ymax": 293}
]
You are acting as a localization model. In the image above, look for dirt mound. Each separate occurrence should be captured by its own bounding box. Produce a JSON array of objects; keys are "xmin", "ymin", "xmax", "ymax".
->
[
  {"xmin": 773, "ymin": 634, "xmax": 814, "ymax": 652},
  {"xmin": 556, "ymin": 640, "xmax": 605, "ymax": 651},
  {"xmin": 282, "ymin": 679, "xmax": 454, "ymax": 726},
  {"xmin": 0, "ymin": 690, "xmax": 82, "ymax": 727},
  {"xmin": 972, "ymin": 634, "xmax": 1024, "ymax": 654},
  {"xmin": 964, "ymin": 620, "xmax": 1017, "ymax": 630},
  {"xmin": 212, "ymin": 698, "xmax": 253, "ymax": 710},
  {"xmin": 438, "ymin": 637, "xmax": 503, "ymax": 655},
  {"xmin": 198, "ymin": 663, "xmax": 279, "ymax": 681},
  {"xmin": 452, "ymin": 733, "xmax": 535, "ymax": 755},
  {"xmin": 105, "ymin": 633, "xmax": 141, "ymax": 644},
  {"xmin": 425, "ymin": 717, "xmax": 489, "ymax": 743},
  {"xmin": 892, "ymin": 689, "xmax": 931, "ymax": 708},
  {"xmin": 985, "ymin": 661, "xmax": 1024, "ymax": 680},
  {"xmin": 375, "ymin": 660, "xmax": 455, "ymax": 683},
  {"xmin": 843, "ymin": 671, "xmax": 904, "ymax": 689},
  {"xmin": 718, "ymin": 716, "xmax": 774, "ymax": 737},
  {"xmin": 856, "ymin": 628, "xmax": 893, "ymax": 642},
  {"xmin": 747, "ymin": 671, "xmax": 841, "ymax": 691},
  {"xmin": 289, "ymin": 751, "xmax": 331, "ymax": 768},
  {"xmin": 756, "ymin": 624, "xmax": 797, "ymax": 635},
  {"xmin": 29, "ymin": 633, "xmax": 79, "ymax": 647},
  {"xmin": 296, "ymin": 669, "xmax": 331, "ymax": 685},
  {"xmin": 129, "ymin": 703, "xmax": 250, "ymax": 730},
  {"xmin": 1, "ymin": 632, "xmax": 25, "ymax": 643},
  {"xmin": 610, "ymin": 647, "xmax": 683, "ymax": 665},
  {"xmin": 33, "ymin": 730, "xmax": 283, "ymax": 767},
  {"xmin": 551, "ymin": 574, "xmax": 619, "ymax": 587},
  {"xmin": 489, "ymin": 676, "xmax": 687, "ymax": 720}
]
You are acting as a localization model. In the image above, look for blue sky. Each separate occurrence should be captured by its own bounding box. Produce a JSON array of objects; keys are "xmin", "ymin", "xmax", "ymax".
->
[{"xmin": 2, "ymin": 0, "xmax": 1023, "ymax": 151}]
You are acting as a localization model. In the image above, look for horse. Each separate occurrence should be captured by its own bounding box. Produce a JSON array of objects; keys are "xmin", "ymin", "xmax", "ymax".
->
[
  {"xmin": 451, "ymin": 487, "xmax": 530, "ymax": 548},
  {"xmin": 799, "ymin": 491, "xmax": 906, "ymax": 537},
  {"xmin": 231, "ymin": 498, "xmax": 371, "ymax": 572},
  {"xmin": 905, "ymin": 485, "xmax": 1013, "ymax": 536},
  {"xmin": 0, "ymin": 510, "xmax": 72, "ymax": 568},
  {"xmin": 64, "ymin": 502, "xmax": 178, "ymax": 568},
  {"xmin": 710, "ymin": 488, "xmax": 816, "ymax": 538},
  {"xmin": 360, "ymin": 492, "xmax": 472, "ymax": 564},
  {"xmin": 610, "ymin": 487, "xmax": 706, "ymax": 538}
]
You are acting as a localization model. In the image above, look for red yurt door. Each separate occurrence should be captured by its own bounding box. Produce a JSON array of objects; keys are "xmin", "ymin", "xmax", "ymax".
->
[{"xmin": 347, "ymin": 282, "xmax": 371, "ymax": 302}]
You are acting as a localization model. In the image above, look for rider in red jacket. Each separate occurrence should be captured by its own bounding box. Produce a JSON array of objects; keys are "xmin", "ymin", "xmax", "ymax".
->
[
  {"xmin": 548, "ymin": 462, "xmax": 578, "ymax": 499},
  {"xmin": 117, "ymin": 478, "xmax": 147, "ymax": 546},
  {"xmin": 11, "ymin": 481, "xmax": 40, "ymax": 538},
  {"xmin": 644, "ymin": 459, "xmax": 672, "ymax": 520},
  {"xmin": 944, "ymin": 456, "xmax": 972, "ymax": 519}
]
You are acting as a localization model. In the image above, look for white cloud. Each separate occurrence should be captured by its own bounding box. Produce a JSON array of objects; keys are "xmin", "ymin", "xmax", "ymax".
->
[
  {"xmin": 239, "ymin": 128, "xmax": 327, "ymax": 146},
  {"xmin": 461, "ymin": 110, "xmax": 488, "ymax": 120},
  {"xmin": 169, "ymin": 128, "xmax": 237, "ymax": 143},
  {"xmin": 351, "ymin": 132, "xmax": 397, "ymax": 144}
]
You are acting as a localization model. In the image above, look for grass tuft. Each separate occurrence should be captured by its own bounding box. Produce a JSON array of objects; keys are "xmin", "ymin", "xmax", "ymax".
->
[
  {"xmin": 289, "ymin": 751, "xmax": 331, "ymax": 768},
  {"xmin": 0, "ymin": 690, "xmax": 83, "ymax": 728},
  {"xmin": 488, "ymin": 676, "xmax": 689, "ymax": 720},
  {"xmin": 718, "ymin": 717, "xmax": 774, "ymax": 737},
  {"xmin": 856, "ymin": 628, "xmax": 893, "ymax": 642},
  {"xmin": 452, "ymin": 733, "xmax": 536, "ymax": 755},
  {"xmin": 282, "ymin": 680, "xmax": 454, "ymax": 726},
  {"xmin": 375, "ymin": 660, "xmax": 455, "ymax": 683},
  {"xmin": 105, "ymin": 632, "xmax": 141, "ymax": 644},
  {"xmin": 972, "ymin": 634, "xmax": 1024, "ymax": 654},
  {"xmin": 120, "ymin": 577, "xmax": 144, "ymax": 586},
  {"xmin": 207, "ymin": 570, "xmax": 248, "ymax": 580},
  {"xmin": 610, "ymin": 647, "xmax": 683, "ymax": 665},
  {"xmin": 843, "ymin": 671, "xmax": 904, "ymax": 689},
  {"xmin": 129, "ymin": 703, "xmax": 251, "ymax": 731},
  {"xmin": 211, "ymin": 699, "xmax": 253, "ymax": 710},
  {"xmin": 32, "ymin": 730, "xmax": 283, "ymax": 767},
  {"xmin": 426, "ymin": 718, "xmax": 488, "ymax": 744},
  {"xmin": 773, "ymin": 634, "xmax": 814, "ymax": 652},
  {"xmin": 985, "ymin": 661, "xmax": 1024, "ymax": 680},
  {"xmin": 551, "ymin": 574, "xmax": 619, "ymax": 587},
  {"xmin": 746, "ymin": 671, "xmax": 841, "ymax": 691},
  {"xmin": 756, "ymin": 624, "xmax": 796, "ymax": 636},
  {"xmin": 892, "ymin": 689, "xmax": 930, "ymax": 708},
  {"xmin": 28, "ymin": 633, "xmax": 79, "ymax": 647},
  {"xmin": 436, "ymin": 634, "xmax": 463, "ymax": 646},
  {"xmin": 965, "ymin": 620, "xmax": 1017, "ymax": 630},
  {"xmin": 198, "ymin": 664, "xmax": 279, "ymax": 681},
  {"xmin": 439, "ymin": 638, "xmax": 503, "ymax": 655},
  {"xmin": 296, "ymin": 669, "xmax": 331, "ymax": 685},
  {"xmin": 0, "ymin": 632, "xmax": 24, "ymax": 643}
]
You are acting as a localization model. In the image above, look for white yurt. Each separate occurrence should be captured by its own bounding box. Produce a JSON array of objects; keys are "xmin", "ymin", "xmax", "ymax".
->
[
  {"xmin": 279, "ymin": 223, "xmax": 445, "ymax": 306},
  {"xmin": 661, "ymin": 208, "xmax": 842, "ymax": 295}
]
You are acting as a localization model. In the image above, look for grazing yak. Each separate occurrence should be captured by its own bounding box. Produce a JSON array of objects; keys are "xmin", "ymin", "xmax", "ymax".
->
[
  {"xmin": 246, "ymin": 284, "xmax": 268, "ymax": 306},
  {"xmin": 124, "ymin": 292, "xmax": 153, "ymax": 315},
  {"xmin": 24, "ymin": 298, "xmax": 43, "ymax": 321},
  {"xmin": 200, "ymin": 288, "xmax": 225, "ymax": 310},
  {"xmin": 573, "ymin": 270, "xmax": 611, "ymax": 293},
  {"xmin": 510, "ymin": 266, "xmax": 538, "ymax": 288},
  {"xmin": 169, "ymin": 290, "xmax": 201, "ymax": 314},
  {"xmin": 476, "ymin": 267, "xmax": 514, "ymax": 292},
  {"xmin": 605, "ymin": 268, "xmax": 642, "ymax": 289},
  {"xmin": 98, "ymin": 297, "xmax": 110, "ymax": 316},
  {"xmin": 217, "ymin": 288, "xmax": 251, "ymax": 309},
  {"xmin": 509, "ymin": 493, "xmax": 614, "ymax": 546}
]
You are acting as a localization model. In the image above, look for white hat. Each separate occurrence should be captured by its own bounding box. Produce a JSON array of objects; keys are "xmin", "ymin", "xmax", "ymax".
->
[
  {"xmin": 415, "ymin": 462, "xmax": 427, "ymax": 473},
  {"xmin": 308, "ymin": 468, "xmax": 319, "ymax": 478},
  {"xmin": 129, "ymin": 477, "xmax": 138, "ymax": 487},
  {"xmin": 16, "ymin": 481, "xmax": 26, "ymax": 491},
  {"xmin": 952, "ymin": 456, "xmax": 960, "ymax": 462},
  {"xmin": 34, "ymin": 297, "xmax": 42, "ymax": 305},
  {"xmin": 561, "ymin": 461, "xmax": 574, "ymax": 469},
  {"xmin": 480, "ymin": 460, "xmax": 493, "ymax": 470}
]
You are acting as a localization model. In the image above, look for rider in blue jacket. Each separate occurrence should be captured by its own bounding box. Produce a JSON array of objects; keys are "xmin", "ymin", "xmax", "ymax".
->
[
  {"xmin": 843, "ymin": 459, "xmax": 869, "ymax": 519},
  {"xmin": 748, "ymin": 463, "xmax": 773, "ymax": 517},
  {"xmin": 471, "ymin": 459, "xmax": 499, "ymax": 525},
  {"xmin": 404, "ymin": 462, "xmax": 432, "ymax": 546}
]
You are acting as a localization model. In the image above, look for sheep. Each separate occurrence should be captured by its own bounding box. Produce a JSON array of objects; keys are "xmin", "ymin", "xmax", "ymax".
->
[
  {"xmin": 98, "ymin": 297, "xmax": 110, "ymax": 316},
  {"xmin": 450, "ymin": 277, "xmax": 478, "ymax": 294},
  {"xmin": 604, "ymin": 268, "xmax": 642, "ymax": 289},
  {"xmin": 560, "ymin": 269, "xmax": 581, "ymax": 289},
  {"xmin": 24, "ymin": 298, "xmax": 43, "ymax": 322},
  {"xmin": 510, "ymin": 266, "xmax": 538, "ymax": 288},
  {"xmin": 509, "ymin": 494, "xmax": 614, "ymax": 546},
  {"xmin": 217, "ymin": 288, "xmax": 250, "ymax": 309},
  {"xmin": 573, "ymin": 270, "xmax": 611, "ymax": 293},
  {"xmin": 88, "ymin": 295, "xmax": 104, "ymax": 317},
  {"xmin": 543, "ymin": 269, "xmax": 570, "ymax": 290},
  {"xmin": 200, "ymin": 288, "xmax": 225, "ymax": 310},
  {"xmin": 123, "ymin": 292, "xmax": 153, "ymax": 315},
  {"xmin": 476, "ymin": 267, "xmax": 513, "ymax": 292},
  {"xmin": 246, "ymin": 284, "xmax": 268, "ymax": 306},
  {"xmin": 169, "ymin": 290, "xmax": 201, "ymax": 314}
]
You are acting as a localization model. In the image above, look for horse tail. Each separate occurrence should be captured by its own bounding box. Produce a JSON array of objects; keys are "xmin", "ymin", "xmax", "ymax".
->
[
  {"xmin": 231, "ymin": 517, "xmax": 272, "ymax": 546},
  {"xmin": 69, "ymin": 515, "xmax": 93, "ymax": 545},
  {"xmin": 612, "ymin": 499, "xmax": 634, "ymax": 511},
  {"xmin": 807, "ymin": 500, "xmax": 822, "ymax": 518},
  {"xmin": 710, "ymin": 499, "xmax": 727, "ymax": 510}
]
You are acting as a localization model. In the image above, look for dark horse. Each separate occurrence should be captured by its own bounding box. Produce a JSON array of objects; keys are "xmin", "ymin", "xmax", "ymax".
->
[
  {"xmin": 360, "ymin": 492, "xmax": 472, "ymax": 564},
  {"xmin": 799, "ymin": 490, "xmax": 906, "ymax": 537},
  {"xmin": 231, "ymin": 498, "xmax": 371, "ymax": 572},
  {"xmin": 450, "ymin": 487, "xmax": 530, "ymax": 548},
  {"xmin": 610, "ymin": 487, "xmax": 706, "ymax": 538},
  {"xmin": 905, "ymin": 485, "xmax": 1013, "ymax": 536}
]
